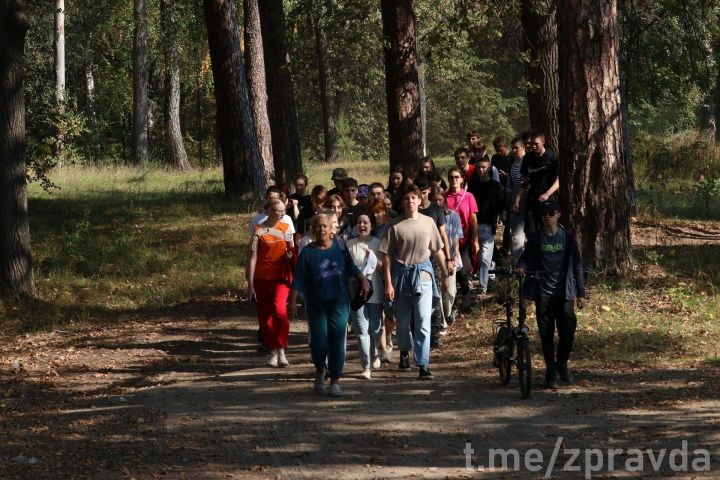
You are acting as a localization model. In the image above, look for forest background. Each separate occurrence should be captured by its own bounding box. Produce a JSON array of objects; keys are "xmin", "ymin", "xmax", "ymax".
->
[
  {"xmin": 20, "ymin": 0, "xmax": 720, "ymax": 178},
  {"xmin": 3, "ymin": 0, "xmax": 720, "ymax": 325}
]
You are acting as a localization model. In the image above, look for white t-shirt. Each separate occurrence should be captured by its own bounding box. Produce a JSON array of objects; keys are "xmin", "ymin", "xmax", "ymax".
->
[{"xmin": 346, "ymin": 236, "xmax": 382, "ymax": 304}]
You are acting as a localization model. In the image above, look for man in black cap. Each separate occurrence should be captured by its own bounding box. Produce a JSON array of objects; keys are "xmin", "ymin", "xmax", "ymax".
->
[
  {"xmin": 328, "ymin": 168, "xmax": 348, "ymax": 196},
  {"xmin": 516, "ymin": 199, "xmax": 586, "ymax": 389}
]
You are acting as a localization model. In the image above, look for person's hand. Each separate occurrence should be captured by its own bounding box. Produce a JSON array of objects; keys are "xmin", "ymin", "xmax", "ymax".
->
[
  {"xmin": 447, "ymin": 259, "xmax": 456, "ymax": 274},
  {"xmin": 246, "ymin": 285, "xmax": 255, "ymax": 301},
  {"xmin": 538, "ymin": 193, "xmax": 549, "ymax": 202},
  {"xmin": 577, "ymin": 297, "xmax": 586, "ymax": 309},
  {"xmin": 515, "ymin": 267, "xmax": 526, "ymax": 278},
  {"xmin": 360, "ymin": 276, "xmax": 371, "ymax": 297},
  {"xmin": 472, "ymin": 241, "xmax": 480, "ymax": 257},
  {"xmin": 512, "ymin": 199, "xmax": 520, "ymax": 213},
  {"xmin": 290, "ymin": 198, "xmax": 298, "ymax": 206},
  {"xmin": 385, "ymin": 284, "xmax": 395, "ymax": 302}
]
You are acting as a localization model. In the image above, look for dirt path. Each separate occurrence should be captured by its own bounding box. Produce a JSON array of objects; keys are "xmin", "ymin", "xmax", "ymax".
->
[{"xmin": 1, "ymin": 298, "xmax": 719, "ymax": 479}]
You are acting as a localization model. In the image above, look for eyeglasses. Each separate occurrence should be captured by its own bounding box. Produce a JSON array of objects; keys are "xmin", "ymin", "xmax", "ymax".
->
[{"xmin": 541, "ymin": 211, "xmax": 558, "ymax": 217}]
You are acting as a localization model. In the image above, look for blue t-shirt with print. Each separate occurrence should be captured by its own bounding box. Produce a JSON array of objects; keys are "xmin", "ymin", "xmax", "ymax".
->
[{"xmin": 292, "ymin": 239, "xmax": 360, "ymax": 302}]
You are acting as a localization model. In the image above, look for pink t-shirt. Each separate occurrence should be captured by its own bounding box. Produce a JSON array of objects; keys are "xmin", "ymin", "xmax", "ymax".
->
[{"xmin": 445, "ymin": 189, "xmax": 478, "ymax": 245}]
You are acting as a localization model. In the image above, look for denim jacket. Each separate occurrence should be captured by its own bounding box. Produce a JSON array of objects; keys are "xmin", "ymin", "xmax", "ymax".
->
[
  {"xmin": 391, "ymin": 257, "xmax": 441, "ymax": 308},
  {"xmin": 517, "ymin": 227, "xmax": 586, "ymax": 301}
]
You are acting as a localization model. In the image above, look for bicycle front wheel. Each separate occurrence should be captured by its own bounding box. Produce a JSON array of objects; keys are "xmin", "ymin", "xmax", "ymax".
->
[{"xmin": 517, "ymin": 339, "xmax": 532, "ymax": 399}]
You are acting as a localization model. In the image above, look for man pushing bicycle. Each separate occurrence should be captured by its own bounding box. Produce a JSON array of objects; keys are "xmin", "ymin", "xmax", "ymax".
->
[{"xmin": 516, "ymin": 199, "xmax": 586, "ymax": 390}]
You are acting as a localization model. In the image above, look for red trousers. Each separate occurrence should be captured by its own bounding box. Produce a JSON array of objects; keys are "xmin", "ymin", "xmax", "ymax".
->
[{"xmin": 254, "ymin": 278, "xmax": 290, "ymax": 350}]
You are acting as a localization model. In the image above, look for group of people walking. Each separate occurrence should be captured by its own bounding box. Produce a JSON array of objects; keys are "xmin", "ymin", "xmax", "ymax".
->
[{"xmin": 246, "ymin": 129, "xmax": 586, "ymax": 396}]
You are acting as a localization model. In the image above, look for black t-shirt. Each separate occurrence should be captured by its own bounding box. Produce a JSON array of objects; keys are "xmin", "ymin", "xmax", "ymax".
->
[
  {"xmin": 345, "ymin": 202, "xmax": 366, "ymax": 227},
  {"xmin": 520, "ymin": 149, "xmax": 558, "ymax": 199},
  {"xmin": 491, "ymin": 153, "xmax": 512, "ymax": 188},
  {"xmin": 419, "ymin": 203, "xmax": 446, "ymax": 229},
  {"xmin": 290, "ymin": 193, "xmax": 312, "ymax": 214},
  {"xmin": 296, "ymin": 207, "xmax": 315, "ymax": 236},
  {"xmin": 467, "ymin": 175, "xmax": 504, "ymax": 231}
]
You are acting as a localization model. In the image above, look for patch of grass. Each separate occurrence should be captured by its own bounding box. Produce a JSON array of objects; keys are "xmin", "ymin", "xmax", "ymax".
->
[{"xmin": 2, "ymin": 166, "xmax": 251, "ymax": 332}]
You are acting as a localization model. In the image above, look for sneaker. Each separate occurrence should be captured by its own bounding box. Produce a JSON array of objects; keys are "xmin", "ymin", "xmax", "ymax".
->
[
  {"xmin": 372, "ymin": 356, "xmax": 382, "ymax": 369},
  {"xmin": 380, "ymin": 350, "xmax": 392, "ymax": 365},
  {"xmin": 277, "ymin": 349, "xmax": 289, "ymax": 367},
  {"xmin": 544, "ymin": 377, "xmax": 559, "ymax": 390},
  {"xmin": 268, "ymin": 349, "xmax": 279, "ymax": 367},
  {"xmin": 313, "ymin": 371, "xmax": 326, "ymax": 394},
  {"xmin": 438, "ymin": 328, "xmax": 448, "ymax": 337},
  {"xmin": 430, "ymin": 336, "xmax": 443, "ymax": 349},
  {"xmin": 418, "ymin": 366, "xmax": 434, "ymax": 380},
  {"xmin": 361, "ymin": 368, "xmax": 372, "ymax": 379},
  {"xmin": 398, "ymin": 351, "xmax": 411, "ymax": 372},
  {"xmin": 329, "ymin": 383, "xmax": 343, "ymax": 397},
  {"xmin": 558, "ymin": 366, "xmax": 574, "ymax": 383}
]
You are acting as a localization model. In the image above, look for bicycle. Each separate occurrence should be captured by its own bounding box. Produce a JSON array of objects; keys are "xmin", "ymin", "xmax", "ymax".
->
[{"xmin": 489, "ymin": 267, "xmax": 543, "ymax": 399}]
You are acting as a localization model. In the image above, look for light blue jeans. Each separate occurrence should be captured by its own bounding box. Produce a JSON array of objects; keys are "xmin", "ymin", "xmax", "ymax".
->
[
  {"xmin": 477, "ymin": 224, "xmax": 495, "ymax": 293},
  {"xmin": 350, "ymin": 303, "xmax": 383, "ymax": 369},
  {"xmin": 394, "ymin": 279, "xmax": 433, "ymax": 367}
]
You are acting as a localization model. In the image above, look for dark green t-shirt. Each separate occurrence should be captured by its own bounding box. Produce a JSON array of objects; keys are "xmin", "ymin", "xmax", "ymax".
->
[{"xmin": 539, "ymin": 228, "xmax": 566, "ymax": 297}]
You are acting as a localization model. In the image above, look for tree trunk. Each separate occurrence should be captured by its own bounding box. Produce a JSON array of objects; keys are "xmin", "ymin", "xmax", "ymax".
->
[
  {"xmin": 54, "ymin": 0, "xmax": 65, "ymax": 157},
  {"xmin": 203, "ymin": 0, "xmax": 262, "ymax": 197},
  {"xmin": 311, "ymin": 13, "xmax": 338, "ymax": 164},
  {"xmin": 0, "ymin": 1, "xmax": 35, "ymax": 297},
  {"xmin": 161, "ymin": 0, "xmax": 190, "ymax": 171},
  {"xmin": 133, "ymin": 0, "xmax": 149, "ymax": 166},
  {"xmin": 521, "ymin": 0, "xmax": 559, "ymax": 154},
  {"xmin": 258, "ymin": 0, "xmax": 302, "ymax": 183},
  {"xmin": 556, "ymin": 0, "xmax": 632, "ymax": 274},
  {"xmin": 243, "ymin": 0, "xmax": 274, "ymax": 189},
  {"xmin": 380, "ymin": 0, "xmax": 423, "ymax": 174}
]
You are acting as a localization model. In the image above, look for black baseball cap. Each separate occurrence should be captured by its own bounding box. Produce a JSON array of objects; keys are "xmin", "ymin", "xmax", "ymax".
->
[
  {"xmin": 413, "ymin": 176, "xmax": 430, "ymax": 190},
  {"xmin": 539, "ymin": 198, "xmax": 560, "ymax": 213}
]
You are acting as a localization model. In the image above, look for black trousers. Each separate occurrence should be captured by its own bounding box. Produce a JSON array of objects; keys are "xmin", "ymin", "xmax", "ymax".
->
[{"xmin": 535, "ymin": 295, "xmax": 577, "ymax": 379}]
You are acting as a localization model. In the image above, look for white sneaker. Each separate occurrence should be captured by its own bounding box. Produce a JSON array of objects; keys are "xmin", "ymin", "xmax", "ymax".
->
[
  {"xmin": 372, "ymin": 356, "xmax": 382, "ymax": 369},
  {"xmin": 361, "ymin": 368, "xmax": 372, "ymax": 379},
  {"xmin": 329, "ymin": 383, "xmax": 343, "ymax": 397},
  {"xmin": 268, "ymin": 349, "xmax": 279, "ymax": 367},
  {"xmin": 278, "ymin": 349, "xmax": 289, "ymax": 367},
  {"xmin": 314, "ymin": 371, "xmax": 326, "ymax": 394}
]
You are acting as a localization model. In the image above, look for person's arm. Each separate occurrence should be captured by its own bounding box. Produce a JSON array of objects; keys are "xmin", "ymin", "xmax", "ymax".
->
[
  {"xmin": 438, "ymin": 224, "xmax": 452, "ymax": 267},
  {"xmin": 383, "ymin": 253, "xmax": 394, "ymax": 301},
  {"xmin": 538, "ymin": 176, "xmax": 559, "ymax": 202},
  {"xmin": 470, "ymin": 213, "xmax": 479, "ymax": 256},
  {"xmin": 246, "ymin": 248, "xmax": 257, "ymax": 300}
]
